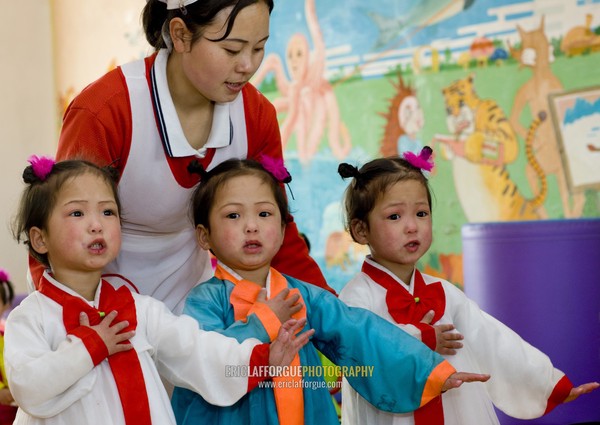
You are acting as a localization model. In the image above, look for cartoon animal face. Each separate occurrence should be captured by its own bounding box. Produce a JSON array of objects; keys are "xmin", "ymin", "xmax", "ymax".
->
[
  {"xmin": 441, "ymin": 74, "xmax": 476, "ymax": 117},
  {"xmin": 441, "ymin": 75, "xmax": 477, "ymax": 135},
  {"xmin": 510, "ymin": 16, "xmax": 553, "ymax": 67}
]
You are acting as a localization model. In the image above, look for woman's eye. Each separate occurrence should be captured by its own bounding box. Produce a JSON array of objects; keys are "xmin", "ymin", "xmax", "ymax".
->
[
  {"xmin": 224, "ymin": 48, "xmax": 240, "ymax": 55},
  {"xmin": 259, "ymin": 211, "xmax": 271, "ymax": 218}
]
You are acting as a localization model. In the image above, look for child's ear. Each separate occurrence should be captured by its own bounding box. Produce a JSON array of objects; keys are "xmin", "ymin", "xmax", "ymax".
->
[
  {"xmin": 350, "ymin": 219, "xmax": 369, "ymax": 245},
  {"xmin": 195, "ymin": 225, "xmax": 212, "ymax": 251},
  {"xmin": 29, "ymin": 227, "xmax": 49, "ymax": 254}
]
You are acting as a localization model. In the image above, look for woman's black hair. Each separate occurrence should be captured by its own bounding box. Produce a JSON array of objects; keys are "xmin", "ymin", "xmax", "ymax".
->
[{"xmin": 142, "ymin": 0, "xmax": 274, "ymax": 50}]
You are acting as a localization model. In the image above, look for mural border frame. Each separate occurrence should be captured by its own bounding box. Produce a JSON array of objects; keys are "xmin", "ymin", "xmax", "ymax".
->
[{"xmin": 548, "ymin": 85, "xmax": 600, "ymax": 193}]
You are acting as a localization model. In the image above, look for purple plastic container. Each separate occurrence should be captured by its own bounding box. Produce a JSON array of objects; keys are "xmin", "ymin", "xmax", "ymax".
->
[{"xmin": 462, "ymin": 219, "xmax": 600, "ymax": 425}]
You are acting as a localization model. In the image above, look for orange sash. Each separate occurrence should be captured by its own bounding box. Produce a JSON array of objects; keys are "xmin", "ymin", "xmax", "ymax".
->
[{"xmin": 215, "ymin": 265, "xmax": 305, "ymax": 425}]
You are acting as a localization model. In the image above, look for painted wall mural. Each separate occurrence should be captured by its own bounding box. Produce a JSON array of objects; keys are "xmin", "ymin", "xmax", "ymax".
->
[
  {"xmin": 52, "ymin": 0, "xmax": 149, "ymax": 122},
  {"xmin": 256, "ymin": 0, "xmax": 600, "ymax": 292}
]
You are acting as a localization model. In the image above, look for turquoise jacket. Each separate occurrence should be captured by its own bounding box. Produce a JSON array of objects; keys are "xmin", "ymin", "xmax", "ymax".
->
[{"xmin": 172, "ymin": 273, "xmax": 448, "ymax": 424}]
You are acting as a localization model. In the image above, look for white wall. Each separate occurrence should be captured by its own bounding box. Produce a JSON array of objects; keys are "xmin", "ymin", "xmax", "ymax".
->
[{"xmin": 0, "ymin": 2, "xmax": 57, "ymax": 293}]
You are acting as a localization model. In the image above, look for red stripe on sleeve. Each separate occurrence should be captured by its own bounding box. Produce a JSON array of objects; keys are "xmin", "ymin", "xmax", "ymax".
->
[
  {"xmin": 247, "ymin": 343, "xmax": 271, "ymax": 392},
  {"xmin": 544, "ymin": 375, "xmax": 573, "ymax": 415}
]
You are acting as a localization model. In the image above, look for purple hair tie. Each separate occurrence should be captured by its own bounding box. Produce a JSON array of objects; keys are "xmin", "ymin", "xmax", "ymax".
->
[
  {"xmin": 259, "ymin": 154, "xmax": 292, "ymax": 183},
  {"xmin": 0, "ymin": 268, "xmax": 9, "ymax": 283},
  {"xmin": 402, "ymin": 146, "xmax": 434, "ymax": 172},
  {"xmin": 28, "ymin": 155, "xmax": 56, "ymax": 181}
]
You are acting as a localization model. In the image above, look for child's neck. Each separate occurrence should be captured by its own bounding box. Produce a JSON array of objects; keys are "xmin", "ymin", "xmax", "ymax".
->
[
  {"xmin": 239, "ymin": 270, "xmax": 269, "ymax": 288},
  {"xmin": 370, "ymin": 257, "xmax": 415, "ymax": 285},
  {"xmin": 51, "ymin": 269, "xmax": 102, "ymax": 301},
  {"xmin": 220, "ymin": 262, "xmax": 269, "ymax": 288}
]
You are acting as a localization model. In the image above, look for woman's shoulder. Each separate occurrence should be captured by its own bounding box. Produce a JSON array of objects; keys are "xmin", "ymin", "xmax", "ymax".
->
[
  {"xmin": 73, "ymin": 68, "xmax": 127, "ymax": 107},
  {"xmin": 242, "ymin": 83, "xmax": 276, "ymax": 113},
  {"xmin": 68, "ymin": 55, "xmax": 151, "ymax": 116}
]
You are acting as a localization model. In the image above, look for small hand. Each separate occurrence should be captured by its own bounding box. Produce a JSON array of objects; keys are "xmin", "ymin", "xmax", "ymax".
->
[
  {"xmin": 441, "ymin": 372, "xmax": 491, "ymax": 392},
  {"xmin": 420, "ymin": 310, "xmax": 464, "ymax": 355},
  {"xmin": 269, "ymin": 318, "xmax": 315, "ymax": 368},
  {"xmin": 79, "ymin": 310, "xmax": 135, "ymax": 356},
  {"xmin": 259, "ymin": 288, "xmax": 302, "ymax": 324},
  {"xmin": 563, "ymin": 382, "xmax": 599, "ymax": 403}
]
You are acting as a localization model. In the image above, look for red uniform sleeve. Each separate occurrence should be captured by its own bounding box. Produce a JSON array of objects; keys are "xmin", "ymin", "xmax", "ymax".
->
[
  {"xmin": 243, "ymin": 85, "xmax": 335, "ymax": 295},
  {"xmin": 543, "ymin": 375, "xmax": 573, "ymax": 415},
  {"xmin": 247, "ymin": 343, "xmax": 270, "ymax": 391},
  {"xmin": 56, "ymin": 66, "xmax": 132, "ymax": 174},
  {"xmin": 69, "ymin": 327, "xmax": 110, "ymax": 366}
]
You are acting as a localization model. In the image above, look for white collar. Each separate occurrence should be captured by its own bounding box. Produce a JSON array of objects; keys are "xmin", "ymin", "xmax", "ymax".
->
[
  {"xmin": 153, "ymin": 49, "xmax": 233, "ymax": 158},
  {"xmin": 42, "ymin": 270, "xmax": 102, "ymax": 307}
]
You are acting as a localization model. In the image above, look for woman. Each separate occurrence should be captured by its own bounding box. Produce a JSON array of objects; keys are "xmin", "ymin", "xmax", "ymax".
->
[{"xmin": 44, "ymin": 0, "xmax": 332, "ymax": 313}]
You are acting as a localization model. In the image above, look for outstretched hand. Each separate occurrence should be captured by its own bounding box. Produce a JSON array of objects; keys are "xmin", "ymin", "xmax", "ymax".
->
[
  {"xmin": 420, "ymin": 310, "xmax": 464, "ymax": 355},
  {"xmin": 269, "ymin": 318, "xmax": 314, "ymax": 368},
  {"xmin": 441, "ymin": 372, "xmax": 491, "ymax": 392},
  {"xmin": 79, "ymin": 310, "xmax": 135, "ymax": 356},
  {"xmin": 564, "ymin": 382, "xmax": 599, "ymax": 403}
]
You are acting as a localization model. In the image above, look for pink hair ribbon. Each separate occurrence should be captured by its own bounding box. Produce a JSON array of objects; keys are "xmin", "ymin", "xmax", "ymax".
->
[
  {"xmin": 0, "ymin": 268, "xmax": 9, "ymax": 283},
  {"xmin": 28, "ymin": 154, "xmax": 55, "ymax": 181},
  {"xmin": 402, "ymin": 146, "xmax": 434, "ymax": 172},
  {"xmin": 259, "ymin": 154, "xmax": 292, "ymax": 183}
]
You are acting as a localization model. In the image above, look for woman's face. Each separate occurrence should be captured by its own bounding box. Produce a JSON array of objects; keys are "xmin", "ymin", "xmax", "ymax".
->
[{"xmin": 179, "ymin": 2, "xmax": 270, "ymax": 103}]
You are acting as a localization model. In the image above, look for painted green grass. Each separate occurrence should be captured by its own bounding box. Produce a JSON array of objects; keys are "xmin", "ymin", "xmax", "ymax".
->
[{"xmin": 260, "ymin": 53, "xmax": 600, "ymax": 260}]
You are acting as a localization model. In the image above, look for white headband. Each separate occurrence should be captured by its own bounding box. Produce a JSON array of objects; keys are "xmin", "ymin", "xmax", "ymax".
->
[{"xmin": 157, "ymin": 0, "xmax": 199, "ymax": 10}]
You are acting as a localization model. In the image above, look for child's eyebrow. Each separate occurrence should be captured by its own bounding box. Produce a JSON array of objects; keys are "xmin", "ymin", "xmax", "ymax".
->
[{"xmin": 63, "ymin": 199, "xmax": 117, "ymax": 206}]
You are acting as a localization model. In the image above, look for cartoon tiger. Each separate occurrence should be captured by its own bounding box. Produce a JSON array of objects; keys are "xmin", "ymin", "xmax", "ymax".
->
[{"xmin": 433, "ymin": 74, "xmax": 547, "ymax": 221}]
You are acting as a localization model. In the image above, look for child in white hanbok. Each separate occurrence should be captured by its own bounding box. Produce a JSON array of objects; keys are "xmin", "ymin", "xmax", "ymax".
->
[
  {"xmin": 338, "ymin": 148, "xmax": 598, "ymax": 425},
  {"xmin": 6, "ymin": 156, "xmax": 312, "ymax": 425}
]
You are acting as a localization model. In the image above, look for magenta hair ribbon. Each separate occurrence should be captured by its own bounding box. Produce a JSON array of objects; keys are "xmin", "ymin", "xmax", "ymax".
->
[
  {"xmin": 0, "ymin": 268, "xmax": 9, "ymax": 283},
  {"xmin": 259, "ymin": 154, "xmax": 292, "ymax": 183},
  {"xmin": 402, "ymin": 146, "xmax": 434, "ymax": 172},
  {"xmin": 28, "ymin": 154, "xmax": 56, "ymax": 181}
]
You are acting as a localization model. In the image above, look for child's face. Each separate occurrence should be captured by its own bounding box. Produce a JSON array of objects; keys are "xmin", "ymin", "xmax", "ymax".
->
[
  {"xmin": 30, "ymin": 172, "xmax": 121, "ymax": 281},
  {"xmin": 196, "ymin": 174, "xmax": 285, "ymax": 284},
  {"xmin": 352, "ymin": 179, "xmax": 432, "ymax": 281}
]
